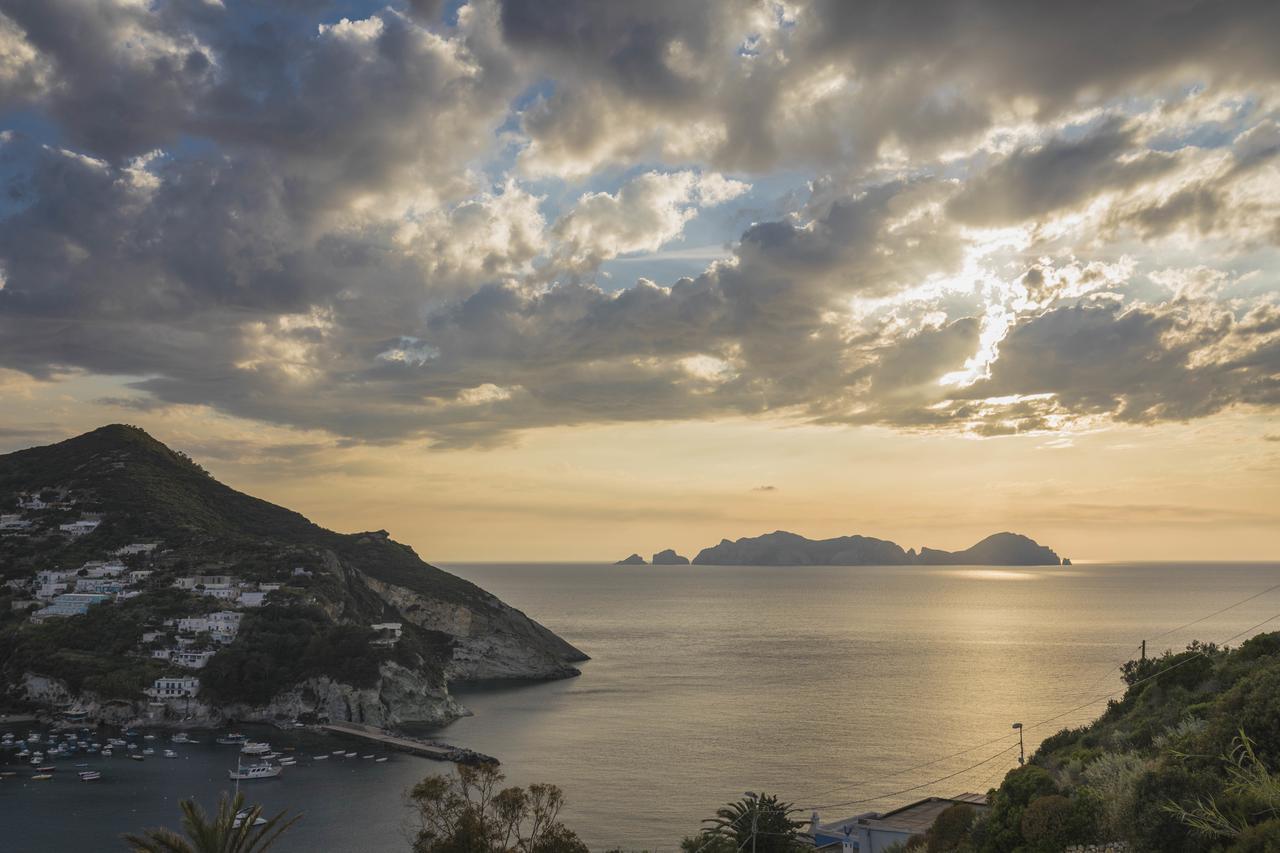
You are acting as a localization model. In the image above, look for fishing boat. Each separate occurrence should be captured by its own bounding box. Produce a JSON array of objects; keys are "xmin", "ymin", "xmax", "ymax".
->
[
  {"xmin": 240, "ymin": 741, "xmax": 271, "ymax": 755},
  {"xmin": 171, "ymin": 733, "xmax": 193, "ymax": 743},
  {"xmin": 216, "ymin": 733, "xmax": 248, "ymax": 745}
]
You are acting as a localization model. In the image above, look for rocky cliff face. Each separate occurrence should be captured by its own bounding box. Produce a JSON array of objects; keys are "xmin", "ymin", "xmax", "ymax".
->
[
  {"xmin": 652, "ymin": 549, "xmax": 690, "ymax": 565},
  {"xmin": 360, "ymin": 574, "xmax": 585, "ymax": 681}
]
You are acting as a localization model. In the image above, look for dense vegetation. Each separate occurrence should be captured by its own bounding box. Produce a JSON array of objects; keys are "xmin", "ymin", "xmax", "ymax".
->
[
  {"xmin": 901, "ymin": 632, "xmax": 1280, "ymax": 852},
  {"xmin": 199, "ymin": 606, "xmax": 391, "ymax": 705},
  {"xmin": 0, "ymin": 588, "xmax": 200, "ymax": 700}
]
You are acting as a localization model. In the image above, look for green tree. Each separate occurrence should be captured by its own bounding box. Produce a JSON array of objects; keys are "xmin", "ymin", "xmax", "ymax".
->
[
  {"xmin": 925, "ymin": 803, "xmax": 976, "ymax": 852},
  {"xmin": 703, "ymin": 792, "xmax": 806, "ymax": 853},
  {"xmin": 123, "ymin": 793, "xmax": 297, "ymax": 852},
  {"xmin": 407, "ymin": 764, "xmax": 587, "ymax": 853}
]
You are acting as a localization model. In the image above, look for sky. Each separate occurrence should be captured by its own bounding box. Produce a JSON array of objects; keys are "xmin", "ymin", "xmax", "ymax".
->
[{"xmin": 0, "ymin": 0, "xmax": 1277, "ymax": 562}]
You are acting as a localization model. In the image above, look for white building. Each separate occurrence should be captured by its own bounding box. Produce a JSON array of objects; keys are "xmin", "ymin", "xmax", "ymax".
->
[
  {"xmin": 177, "ymin": 611, "xmax": 242, "ymax": 643},
  {"xmin": 0, "ymin": 514, "xmax": 31, "ymax": 531},
  {"xmin": 173, "ymin": 650, "xmax": 216, "ymax": 669},
  {"xmin": 59, "ymin": 519, "xmax": 100, "ymax": 536},
  {"xmin": 238, "ymin": 591, "xmax": 266, "ymax": 607},
  {"xmin": 83, "ymin": 560, "xmax": 127, "ymax": 578},
  {"xmin": 35, "ymin": 583, "xmax": 69, "ymax": 600},
  {"xmin": 129, "ymin": 570, "xmax": 154, "ymax": 584},
  {"xmin": 18, "ymin": 494, "xmax": 47, "ymax": 510},
  {"xmin": 201, "ymin": 587, "xmax": 240, "ymax": 601},
  {"xmin": 259, "ymin": 582, "xmax": 283, "ymax": 593},
  {"xmin": 30, "ymin": 593, "xmax": 111, "ymax": 623},
  {"xmin": 291, "ymin": 567, "xmax": 313, "ymax": 577},
  {"xmin": 36, "ymin": 569, "xmax": 78, "ymax": 587},
  {"xmin": 74, "ymin": 578, "xmax": 124, "ymax": 595},
  {"xmin": 371, "ymin": 622, "xmax": 403, "ymax": 646},
  {"xmin": 147, "ymin": 677, "xmax": 200, "ymax": 699},
  {"xmin": 141, "ymin": 630, "xmax": 167, "ymax": 643},
  {"xmin": 114, "ymin": 543, "xmax": 158, "ymax": 556}
]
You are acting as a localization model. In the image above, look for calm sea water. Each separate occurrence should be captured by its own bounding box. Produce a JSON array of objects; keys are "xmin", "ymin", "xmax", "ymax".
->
[{"xmin": 5, "ymin": 561, "xmax": 1280, "ymax": 851}]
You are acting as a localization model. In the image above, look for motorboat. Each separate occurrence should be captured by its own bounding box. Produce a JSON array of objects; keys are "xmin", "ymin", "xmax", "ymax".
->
[
  {"xmin": 240, "ymin": 741, "xmax": 271, "ymax": 755},
  {"xmin": 216, "ymin": 733, "xmax": 248, "ymax": 745},
  {"xmin": 227, "ymin": 762, "xmax": 282, "ymax": 781},
  {"xmin": 163, "ymin": 749, "xmax": 178, "ymax": 759},
  {"xmin": 78, "ymin": 770, "xmax": 101, "ymax": 781}
]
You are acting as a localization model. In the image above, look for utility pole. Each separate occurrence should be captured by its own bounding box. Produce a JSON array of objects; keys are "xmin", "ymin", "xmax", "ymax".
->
[
  {"xmin": 1141, "ymin": 640, "xmax": 1146, "ymax": 662},
  {"xmin": 1012, "ymin": 722, "xmax": 1024, "ymax": 766},
  {"xmin": 744, "ymin": 791, "xmax": 758, "ymax": 853}
]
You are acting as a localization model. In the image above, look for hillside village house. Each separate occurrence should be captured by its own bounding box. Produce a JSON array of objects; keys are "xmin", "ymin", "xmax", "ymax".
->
[
  {"xmin": 74, "ymin": 578, "xmax": 124, "ymax": 595},
  {"xmin": 18, "ymin": 494, "xmax": 47, "ymax": 510},
  {"xmin": 238, "ymin": 591, "xmax": 266, "ymax": 607},
  {"xmin": 0, "ymin": 514, "xmax": 32, "ymax": 531},
  {"xmin": 371, "ymin": 622, "xmax": 403, "ymax": 646},
  {"xmin": 177, "ymin": 611, "xmax": 242, "ymax": 643},
  {"xmin": 129, "ymin": 570, "xmax": 153, "ymax": 584},
  {"xmin": 114, "ymin": 543, "xmax": 158, "ymax": 556},
  {"xmin": 59, "ymin": 519, "xmax": 100, "ymax": 536},
  {"xmin": 147, "ymin": 676, "xmax": 200, "ymax": 699}
]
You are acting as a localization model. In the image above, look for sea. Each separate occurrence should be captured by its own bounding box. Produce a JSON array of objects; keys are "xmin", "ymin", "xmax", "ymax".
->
[{"xmin": 5, "ymin": 561, "xmax": 1280, "ymax": 852}]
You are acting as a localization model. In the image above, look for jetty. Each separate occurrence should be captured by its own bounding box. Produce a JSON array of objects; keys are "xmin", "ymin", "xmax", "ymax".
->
[{"xmin": 319, "ymin": 721, "xmax": 497, "ymax": 765}]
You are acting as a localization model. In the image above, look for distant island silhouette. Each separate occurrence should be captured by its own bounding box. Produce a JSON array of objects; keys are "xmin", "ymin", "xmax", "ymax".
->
[{"xmin": 620, "ymin": 531, "xmax": 1063, "ymax": 566}]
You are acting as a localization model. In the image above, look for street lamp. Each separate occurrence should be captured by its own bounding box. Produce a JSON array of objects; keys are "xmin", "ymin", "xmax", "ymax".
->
[{"xmin": 1012, "ymin": 722, "xmax": 1024, "ymax": 766}]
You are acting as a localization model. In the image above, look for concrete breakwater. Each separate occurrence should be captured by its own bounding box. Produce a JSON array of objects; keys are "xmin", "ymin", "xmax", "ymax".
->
[{"xmin": 320, "ymin": 721, "xmax": 498, "ymax": 765}]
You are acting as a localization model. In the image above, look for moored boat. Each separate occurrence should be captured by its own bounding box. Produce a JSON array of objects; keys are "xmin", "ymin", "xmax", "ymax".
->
[
  {"xmin": 240, "ymin": 741, "xmax": 271, "ymax": 755},
  {"xmin": 78, "ymin": 770, "xmax": 101, "ymax": 781},
  {"xmin": 227, "ymin": 762, "xmax": 281, "ymax": 780}
]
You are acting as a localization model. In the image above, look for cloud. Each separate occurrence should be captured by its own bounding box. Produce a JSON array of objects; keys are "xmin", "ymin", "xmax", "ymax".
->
[
  {"xmin": 552, "ymin": 170, "xmax": 748, "ymax": 267},
  {"xmin": 0, "ymin": 0, "xmax": 1278, "ymax": 451}
]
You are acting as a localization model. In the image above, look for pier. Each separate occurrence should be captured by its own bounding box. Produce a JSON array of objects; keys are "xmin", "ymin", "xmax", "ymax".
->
[{"xmin": 319, "ymin": 722, "xmax": 496, "ymax": 764}]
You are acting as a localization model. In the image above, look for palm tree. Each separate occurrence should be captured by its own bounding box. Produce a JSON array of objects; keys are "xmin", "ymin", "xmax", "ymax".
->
[
  {"xmin": 124, "ymin": 792, "xmax": 299, "ymax": 853},
  {"xmin": 704, "ymin": 791, "xmax": 806, "ymax": 853}
]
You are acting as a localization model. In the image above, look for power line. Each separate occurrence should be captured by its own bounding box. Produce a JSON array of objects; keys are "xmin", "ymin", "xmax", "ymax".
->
[{"xmin": 809, "ymin": 742, "xmax": 1021, "ymax": 811}]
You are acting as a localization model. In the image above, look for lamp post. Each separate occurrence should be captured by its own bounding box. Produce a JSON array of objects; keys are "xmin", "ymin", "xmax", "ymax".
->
[{"xmin": 1012, "ymin": 722, "xmax": 1024, "ymax": 766}]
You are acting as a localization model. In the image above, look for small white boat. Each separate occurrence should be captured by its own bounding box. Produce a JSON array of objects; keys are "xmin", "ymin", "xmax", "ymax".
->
[
  {"xmin": 233, "ymin": 808, "xmax": 269, "ymax": 828},
  {"xmin": 361, "ymin": 754, "xmax": 374, "ymax": 760},
  {"xmin": 216, "ymin": 733, "xmax": 248, "ymax": 745},
  {"xmin": 375, "ymin": 756, "xmax": 388, "ymax": 763},
  {"xmin": 163, "ymin": 749, "xmax": 178, "ymax": 759},
  {"xmin": 32, "ymin": 773, "xmax": 52, "ymax": 781},
  {"xmin": 278, "ymin": 758, "xmax": 296, "ymax": 766},
  {"xmin": 240, "ymin": 741, "xmax": 271, "ymax": 755},
  {"xmin": 331, "ymin": 749, "xmax": 344, "ymax": 755},
  {"xmin": 171, "ymin": 733, "xmax": 193, "ymax": 743},
  {"xmin": 313, "ymin": 754, "xmax": 329, "ymax": 760},
  {"xmin": 78, "ymin": 771, "xmax": 101, "ymax": 781},
  {"xmin": 101, "ymin": 748, "xmax": 113, "ymax": 757},
  {"xmin": 343, "ymin": 751, "xmax": 357, "ymax": 758},
  {"xmin": 142, "ymin": 748, "xmax": 155, "ymax": 755},
  {"xmin": 143, "ymin": 734, "xmax": 157, "ymax": 741}
]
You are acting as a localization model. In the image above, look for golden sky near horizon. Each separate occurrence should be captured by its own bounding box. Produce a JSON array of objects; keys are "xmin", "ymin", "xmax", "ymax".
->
[{"xmin": 1, "ymin": 2, "xmax": 1279, "ymax": 561}]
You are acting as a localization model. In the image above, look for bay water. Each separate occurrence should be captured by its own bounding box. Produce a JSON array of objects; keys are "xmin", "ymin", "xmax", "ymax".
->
[{"xmin": 5, "ymin": 561, "xmax": 1279, "ymax": 851}]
